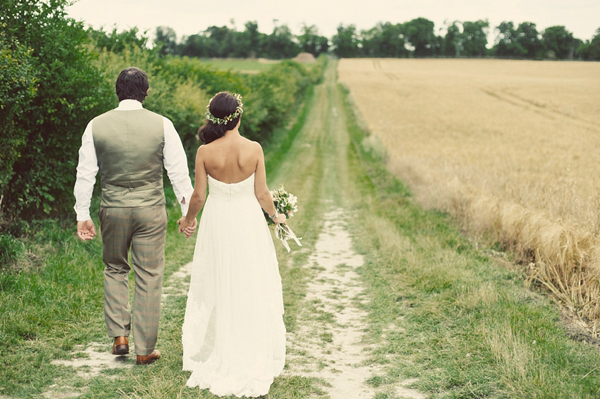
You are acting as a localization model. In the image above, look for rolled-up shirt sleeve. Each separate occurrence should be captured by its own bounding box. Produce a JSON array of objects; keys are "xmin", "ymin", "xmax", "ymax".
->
[
  {"xmin": 73, "ymin": 121, "xmax": 98, "ymax": 221},
  {"xmin": 163, "ymin": 118, "xmax": 194, "ymax": 216}
]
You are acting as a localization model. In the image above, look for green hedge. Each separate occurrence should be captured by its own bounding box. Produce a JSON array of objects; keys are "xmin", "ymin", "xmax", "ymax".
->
[
  {"xmin": 1, "ymin": 0, "xmax": 114, "ymax": 225},
  {"xmin": 0, "ymin": 27, "xmax": 37, "ymax": 200}
]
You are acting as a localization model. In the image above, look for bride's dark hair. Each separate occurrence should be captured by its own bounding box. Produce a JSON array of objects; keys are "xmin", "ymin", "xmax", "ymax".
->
[{"xmin": 199, "ymin": 92, "xmax": 241, "ymax": 144}]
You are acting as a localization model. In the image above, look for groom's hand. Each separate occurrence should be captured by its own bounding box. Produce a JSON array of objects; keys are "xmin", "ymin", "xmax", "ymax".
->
[{"xmin": 77, "ymin": 219, "xmax": 96, "ymax": 241}]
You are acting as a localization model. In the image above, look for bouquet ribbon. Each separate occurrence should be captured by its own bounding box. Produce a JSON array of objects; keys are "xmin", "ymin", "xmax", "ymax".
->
[{"xmin": 275, "ymin": 224, "xmax": 302, "ymax": 252}]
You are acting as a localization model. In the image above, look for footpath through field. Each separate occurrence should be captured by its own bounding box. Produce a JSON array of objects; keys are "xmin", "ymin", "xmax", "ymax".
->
[{"xmin": 266, "ymin": 60, "xmax": 425, "ymax": 398}]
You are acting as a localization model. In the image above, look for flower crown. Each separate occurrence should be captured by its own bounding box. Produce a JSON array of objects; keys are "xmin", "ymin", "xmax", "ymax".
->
[{"xmin": 205, "ymin": 93, "xmax": 243, "ymax": 125}]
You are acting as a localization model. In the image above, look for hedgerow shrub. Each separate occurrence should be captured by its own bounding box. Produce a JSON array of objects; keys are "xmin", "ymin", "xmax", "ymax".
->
[
  {"xmin": 1, "ymin": 0, "xmax": 114, "ymax": 220},
  {"xmin": 0, "ymin": 27, "xmax": 37, "ymax": 201}
]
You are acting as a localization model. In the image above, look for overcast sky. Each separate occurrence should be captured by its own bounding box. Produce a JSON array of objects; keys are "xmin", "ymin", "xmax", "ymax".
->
[{"xmin": 67, "ymin": 0, "xmax": 599, "ymax": 45}]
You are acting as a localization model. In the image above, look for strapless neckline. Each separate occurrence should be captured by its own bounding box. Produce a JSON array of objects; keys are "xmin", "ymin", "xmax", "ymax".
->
[{"xmin": 207, "ymin": 173, "xmax": 255, "ymax": 185}]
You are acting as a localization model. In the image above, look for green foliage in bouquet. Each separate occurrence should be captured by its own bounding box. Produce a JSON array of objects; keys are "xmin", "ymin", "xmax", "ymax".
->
[{"xmin": 263, "ymin": 185, "xmax": 299, "ymax": 225}]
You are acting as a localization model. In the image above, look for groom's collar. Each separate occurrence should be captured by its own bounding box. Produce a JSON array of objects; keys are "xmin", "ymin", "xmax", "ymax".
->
[{"xmin": 116, "ymin": 99, "xmax": 143, "ymax": 110}]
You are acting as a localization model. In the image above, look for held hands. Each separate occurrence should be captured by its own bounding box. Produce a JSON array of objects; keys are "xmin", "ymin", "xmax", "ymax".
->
[
  {"xmin": 77, "ymin": 220, "xmax": 96, "ymax": 241},
  {"xmin": 177, "ymin": 217, "xmax": 197, "ymax": 238}
]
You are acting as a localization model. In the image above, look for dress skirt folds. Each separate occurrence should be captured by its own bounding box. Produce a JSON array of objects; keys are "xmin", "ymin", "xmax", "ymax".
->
[{"xmin": 182, "ymin": 174, "xmax": 286, "ymax": 397}]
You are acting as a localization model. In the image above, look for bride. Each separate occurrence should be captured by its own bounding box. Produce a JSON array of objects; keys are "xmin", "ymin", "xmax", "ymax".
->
[{"xmin": 177, "ymin": 92, "xmax": 287, "ymax": 397}]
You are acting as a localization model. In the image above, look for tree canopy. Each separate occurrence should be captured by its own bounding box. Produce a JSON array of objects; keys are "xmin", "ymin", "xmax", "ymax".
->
[{"xmin": 141, "ymin": 17, "xmax": 596, "ymax": 61}]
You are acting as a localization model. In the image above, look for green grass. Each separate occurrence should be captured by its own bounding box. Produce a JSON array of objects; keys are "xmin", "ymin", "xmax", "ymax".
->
[
  {"xmin": 264, "ymin": 84, "xmax": 315, "ymax": 175},
  {"xmin": 339, "ymin": 81, "xmax": 600, "ymax": 398},
  {"xmin": 0, "ymin": 187, "xmax": 195, "ymax": 398},
  {"xmin": 198, "ymin": 58, "xmax": 279, "ymax": 73}
]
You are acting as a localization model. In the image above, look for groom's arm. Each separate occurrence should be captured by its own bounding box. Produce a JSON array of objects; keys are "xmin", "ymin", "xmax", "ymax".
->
[
  {"xmin": 74, "ymin": 120, "xmax": 99, "ymax": 240},
  {"xmin": 163, "ymin": 118, "xmax": 194, "ymax": 216}
]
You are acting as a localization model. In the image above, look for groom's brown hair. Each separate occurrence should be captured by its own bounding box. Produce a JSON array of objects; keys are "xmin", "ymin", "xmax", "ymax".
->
[{"xmin": 116, "ymin": 67, "xmax": 149, "ymax": 102}]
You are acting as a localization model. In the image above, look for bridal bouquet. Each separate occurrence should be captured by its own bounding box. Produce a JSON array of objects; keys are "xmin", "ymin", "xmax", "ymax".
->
[{"xmin": 264, "ymin": 185, "xmax": 302, "ymax": 252}]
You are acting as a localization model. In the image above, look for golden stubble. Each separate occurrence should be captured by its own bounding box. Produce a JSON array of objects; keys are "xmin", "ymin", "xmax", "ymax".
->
[{"xmin": 338, "ymin": 58, "xmax": 600, "ymax": 331}]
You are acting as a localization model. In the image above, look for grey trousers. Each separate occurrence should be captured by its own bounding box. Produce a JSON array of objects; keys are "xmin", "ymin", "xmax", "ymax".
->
[{"xmin": 99, "ymin": 205, "xmax": 167, "ymax": 356}]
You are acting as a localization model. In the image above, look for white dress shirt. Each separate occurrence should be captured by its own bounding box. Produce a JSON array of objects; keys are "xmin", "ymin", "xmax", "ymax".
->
[{"xmin": 74, "ymin": 100, "xmax": 194, "ymax": 221}]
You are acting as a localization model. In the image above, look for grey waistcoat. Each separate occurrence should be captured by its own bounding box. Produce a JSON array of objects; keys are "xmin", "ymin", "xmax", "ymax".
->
[{"xmin": 92, "ymin": 108, "xmax": 165, "ymax": 208}]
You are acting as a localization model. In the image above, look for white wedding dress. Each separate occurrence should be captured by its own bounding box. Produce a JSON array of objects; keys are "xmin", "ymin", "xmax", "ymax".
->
[{"xmin": 182, "ymin": 173, "xmax": 286, "ymax": 397}]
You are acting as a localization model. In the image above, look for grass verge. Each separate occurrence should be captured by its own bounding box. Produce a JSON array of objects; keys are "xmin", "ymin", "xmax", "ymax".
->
[
  {"xmin": 0, "ymin": 187, "xmax": 194, "ymax": 398},
  {"xmin": 339, "ymin": 82, "xmax": 600, "ymax": 399}
]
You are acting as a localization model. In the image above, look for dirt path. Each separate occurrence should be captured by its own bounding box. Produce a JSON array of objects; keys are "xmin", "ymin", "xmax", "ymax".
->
[
  {"xmin": 281, "ymin": 62, "xmax": 424, "ymax": 399},
  {"xmin": 284, "ymin": 207, "xmax": 379, "ymax": 398}
]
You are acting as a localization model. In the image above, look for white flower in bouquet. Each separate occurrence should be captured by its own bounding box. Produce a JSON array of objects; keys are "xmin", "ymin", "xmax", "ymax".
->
[{"xmin": 264, "ymin": 185, "xmax": 302, "ymax": 252}]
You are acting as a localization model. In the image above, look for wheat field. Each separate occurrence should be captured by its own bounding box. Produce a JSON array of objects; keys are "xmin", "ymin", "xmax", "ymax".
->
[{"xmin": 338, "ymin": 58, "xmax": 600, "ymax": 331}]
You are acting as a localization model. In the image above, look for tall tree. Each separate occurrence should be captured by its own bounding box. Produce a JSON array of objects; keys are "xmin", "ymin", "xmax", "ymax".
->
[
  {"xmin": 155, "ymin": 26, "xmax": 177, "ymax": 57},
  {"xmin": 442, "ymin": 21, "xmax": 462, "ymax": 56},
  {"xmin": 179, "ymin": 34, "xmax": 208, "ymax": 58},
  {"xmin": 542, "ymin": 25, "xmax": 575, "ymax": 59},
  {"xmin": 315, "ymin": 36, "xmax": 330, "ymax": 56},
  {"xmin": 233, "ymin": 21, "xmax": 263, "ymax": 58},
  {"xmin": 263, "ymin": 24, "xmax": 299, "ymax": 59},
  {"xmin": 361, "ymin": 22, "xmax": 407, "ymax": 58},
  {"xmin": 203, "ymin": 25, "xmax": 232, "ymax": 57},
  {"xmin": 298, "ymin": 24, "xmax": 319, "ymax": 55},
  {"xmin": 332, "ymin": 24, "xmax": 359, "ymax": 58},
  {"xmin": 515, "ymin": 22, "xmax": 543, "ymax": 59},
  {"xmin": 493, "ymin": 21, "xmax": 526, "ymax": 58},
  {"xmin": 461, "ymin": 20, "xmax": 489, "ymax": 57},
  {"xmin": 576, "ymin": 27, "xmax": 600, "ymax": 60},
  {"xmin": 297, "ymin": 24, "xmax": 329, "ymax": 56},
  {"xmin": 403, "ymin": 17, "xmax": 436, "ymax": 57}
]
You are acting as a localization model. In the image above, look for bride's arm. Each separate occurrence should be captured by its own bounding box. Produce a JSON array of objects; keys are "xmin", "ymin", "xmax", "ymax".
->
[
  {"xmin": 254, "ymin": 142, "xmax": 286, "ymax": 224},
  {"xmin": 178, "ymin": 146, "xmax": 207, "ymax": 235},
  {"xmin": 186, "ymin": 146, "xmax": 208, "ymax": 221}
]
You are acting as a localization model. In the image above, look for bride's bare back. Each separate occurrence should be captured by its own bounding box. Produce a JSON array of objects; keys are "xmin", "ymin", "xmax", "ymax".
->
[
  {"xmin": 177, "ymin": 92, "xmax": 286, "ymax": 235},
  {"xmin": 202, "ymin": 132, "xmax": 259, "ymax": 184},
  {"xmin": 182, "ymin": 126, "xmax": 284, "ymax": 225}
]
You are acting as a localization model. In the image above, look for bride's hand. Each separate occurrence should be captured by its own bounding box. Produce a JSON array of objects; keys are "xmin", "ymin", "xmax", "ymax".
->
[
  {"xmin": 273, "ymin": 213, "xmax": 287, "ymax": 224},
  {"xmin": 177, "ymin": 217, "xmax": 197, "ymax": 238},
  {"xmin": 183, "ymin": 219, "xmax": 197, "ymax": 238}
]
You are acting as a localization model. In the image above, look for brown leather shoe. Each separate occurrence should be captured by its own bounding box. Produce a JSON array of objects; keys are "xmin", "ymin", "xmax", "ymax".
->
[
  {"xmin": 136, "ymin": 349, "xmax": 161, "ymax": 365},
  {"xmin": 112, "ymin": 336, "xmax": 129, "ymax": 355}
]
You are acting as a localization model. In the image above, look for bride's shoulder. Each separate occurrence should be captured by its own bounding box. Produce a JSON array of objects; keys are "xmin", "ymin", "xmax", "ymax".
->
[
  {"xmin": 195, "ymin": 144, "xmax": 212, "ymax": 158},
  {"xmin": 241, "ymin": 137, "xmax": 263, "ymax": 151}
]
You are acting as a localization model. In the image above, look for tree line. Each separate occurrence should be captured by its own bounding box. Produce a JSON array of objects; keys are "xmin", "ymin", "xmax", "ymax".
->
[{"xmin": 148, "ymin": 18, "xmax": 600, "ymax": 61}]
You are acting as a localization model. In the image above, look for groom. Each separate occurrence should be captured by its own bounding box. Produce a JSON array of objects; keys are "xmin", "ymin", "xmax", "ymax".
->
[{"xmin": 74, "ymin": 67, "xmax": 196, "ymax": 365}]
